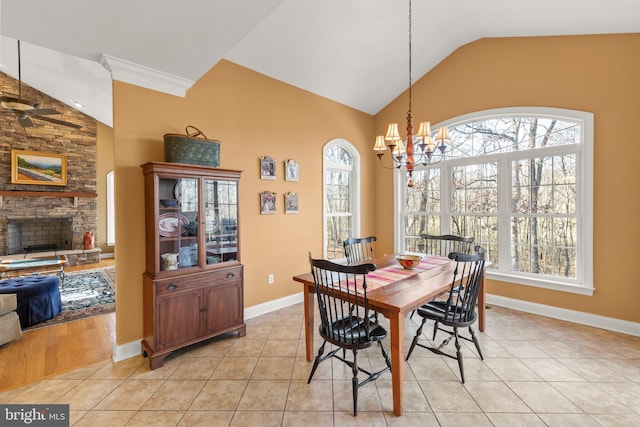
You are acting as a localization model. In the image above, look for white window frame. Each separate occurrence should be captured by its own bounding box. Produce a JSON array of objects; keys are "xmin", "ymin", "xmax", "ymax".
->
[
  {"xmin": 106, "ymin": 170, "xmax": 115, "ymax": 246},
  {"xmin": 394, "ymin": 107, "xmax": 594, "ymax": 295},
  {"xmin": 323, "ymin": 139, "xmax": 361, "ymax": 259}
]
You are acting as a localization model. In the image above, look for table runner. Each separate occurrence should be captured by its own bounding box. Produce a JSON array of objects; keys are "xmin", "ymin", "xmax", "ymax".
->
[
  {"xmin": 365, "ymin": 255, "xmax": 454, "ymax": 290},
  {"xmin": 339, "ymin": 255, "xmax": 454, "ymax": 294}
]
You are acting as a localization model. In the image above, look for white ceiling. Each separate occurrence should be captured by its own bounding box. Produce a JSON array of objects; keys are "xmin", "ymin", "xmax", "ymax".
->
[{"xmin": 1, "ymin": 0, "xmax": 639, "ymax": 127}]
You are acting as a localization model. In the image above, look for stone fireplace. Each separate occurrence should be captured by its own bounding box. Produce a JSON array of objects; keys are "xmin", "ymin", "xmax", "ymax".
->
[
  {"xmin": 0, "ymin": 193, "xmax": 100, "ymax": 265},
  {"xmin": 1, "ymin": 71, "xmax": 100, "ymax": 265}
]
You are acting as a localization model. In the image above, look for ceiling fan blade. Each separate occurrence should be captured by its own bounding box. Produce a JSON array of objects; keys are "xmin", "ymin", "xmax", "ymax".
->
[
  {"xmin": 18, "ymin": 115, "xmax": 35, "ymax": 127},
  {"xmin": 1, "ymin": 96, "xmax": 37, "ymax": 111},
  {"xmin": 27, "ymin": 108, "xmax": 60, "ymax": 116},
  {"xmin": 0, "ymin": 95, "xmax": 27, "ymax": 104},
  {"xmin": 32, "ymin": 115, "xmax": 82, "ymax": 129},
  {"xmin": 5, "ymin": 41, "xmax": 81, "ymax": 130}
]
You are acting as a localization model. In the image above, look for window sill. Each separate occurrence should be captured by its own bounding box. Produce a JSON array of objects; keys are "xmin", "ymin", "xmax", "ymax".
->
[{"xmin": 486, "ymin": 271, "xmax": 595, "ymax": 296}]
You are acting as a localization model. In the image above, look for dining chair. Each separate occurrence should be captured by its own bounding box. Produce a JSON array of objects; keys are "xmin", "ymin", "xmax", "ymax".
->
[
  {"xmin": 307, "ymin": 254, "xmax": 391, "ymax": 416},
  {"xmin": 343, "ymin": 236, "xmax": 379, "ymax": 323},
  {"xmin": 405, "ymin": 248, "xmax": 486, "ymax": 383},
  {"xmin": 343, "ymin": 236, "xmax": 376, "ymax": 264},
  {"xmin": 422, "ymin": 233, "xmax": 474, "ymax": 256},
  {"xmin": 410, "ymin": 233, "xmax": 475, "ymax": 319}
]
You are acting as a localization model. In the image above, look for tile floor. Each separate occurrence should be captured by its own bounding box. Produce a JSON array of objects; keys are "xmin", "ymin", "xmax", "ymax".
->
[{"xmin": 1, "ymin": 303, "xmax": 640, "ymax": 426}]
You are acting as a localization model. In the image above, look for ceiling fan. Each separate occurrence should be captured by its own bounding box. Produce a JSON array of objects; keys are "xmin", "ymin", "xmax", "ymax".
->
[{"xmin": 0, "ymin": 40, "xmax": 82, "ymax": 129}]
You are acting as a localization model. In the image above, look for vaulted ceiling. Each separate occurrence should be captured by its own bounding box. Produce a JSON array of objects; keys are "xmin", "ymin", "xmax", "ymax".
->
[{"xmin": 1, "ymin": 0, "xmax": 639, "ymax": 127}]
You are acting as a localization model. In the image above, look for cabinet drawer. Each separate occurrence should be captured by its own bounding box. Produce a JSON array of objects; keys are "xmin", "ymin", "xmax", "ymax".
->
[
  {"xmin": 154, "ymin": 267, "xmax": 243, "ymax": 296},
  {"xmin": 155, "ymin": 276, "xmax": 201, "ymax": 296},
  {"xmin": 206, "ymin": 266, "xmax": 243, "ymax": 284}
]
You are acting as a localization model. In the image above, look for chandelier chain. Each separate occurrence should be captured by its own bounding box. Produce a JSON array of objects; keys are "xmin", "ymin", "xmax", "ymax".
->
[
  {"xmin": 408, "ymin": 0, "xmax": 412, "ymax": 114},
  {"xmin": 373, "ymin": 0, "xmax": 449, "ymax": 187}
]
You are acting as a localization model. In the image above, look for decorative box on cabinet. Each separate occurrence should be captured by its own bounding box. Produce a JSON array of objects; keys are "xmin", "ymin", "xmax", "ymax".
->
[{"xmin": 141, "ymin": 162, "xmax": 245, "ymax": 369}]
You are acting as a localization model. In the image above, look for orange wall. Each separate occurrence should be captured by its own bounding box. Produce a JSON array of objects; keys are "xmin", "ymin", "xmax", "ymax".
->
[
  {"xmin": 114, "ymin": 34, "xmax": 640, "ymax": 345},
  {"xmin": 376, "ymin": 34, "xmax": 640, "ymax": 323},
  {"xmin": 112, "ymin": 60, "xmax": 376, "ymax": 344}
]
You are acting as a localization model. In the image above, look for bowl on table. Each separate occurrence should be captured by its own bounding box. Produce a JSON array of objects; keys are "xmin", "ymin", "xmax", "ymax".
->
[{"xmin": 395, "ymin": 254, "xmax": 422, "ymax": 270}]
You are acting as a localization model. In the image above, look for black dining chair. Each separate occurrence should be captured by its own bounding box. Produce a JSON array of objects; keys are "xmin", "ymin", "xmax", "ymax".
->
[
  {"xmin": 343, "ymin": 236, "xmax": 376, "ymax": 264},
  {"xmin": 405, "ymin": 248, "xmax": 486, "ymax": 383},
  {"xmin": 422, "ymin": 234, "xmax": 475, "ymax": 257},
  {"xmin": 307, "ymin": 254, "xmax": 391, "ymax": 416},
  {"xmin": 343, "ymin": 236, "xmax": 379, "ymax": 323},
  {"xmin": 410, "ymin": 234, "xmax": 475, "ymax": 319}
]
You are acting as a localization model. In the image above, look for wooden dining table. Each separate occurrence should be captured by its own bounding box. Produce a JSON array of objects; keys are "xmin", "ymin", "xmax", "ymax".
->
[{"xmin": 292, "ymin": 253, "xmax": 486, "ymax": 416}]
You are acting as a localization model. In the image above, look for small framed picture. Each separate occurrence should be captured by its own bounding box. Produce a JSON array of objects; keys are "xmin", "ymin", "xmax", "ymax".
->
[
  {"xmin": 260, "ymin": 191, "xmax": 276, "ymax": 214},
  {"xmin": 284, "ymin": 159, "xmax": 299, "ymax": 182},
  {"xmin": 260, "ymin": 156, "xmax": 276, "ymax": 180},
  {"xmin": 284, "ymin": 192, "xmax": 299, "ymax": 214}
]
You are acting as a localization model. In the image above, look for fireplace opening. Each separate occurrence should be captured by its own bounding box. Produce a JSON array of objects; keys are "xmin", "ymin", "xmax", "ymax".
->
[
  {"xmin": 24, "ymin": 243, "xmax": 59, "ymax": 252},
  {"xmin": 6, "ymin": 217, "xmax": 74, "ymax": 255}
]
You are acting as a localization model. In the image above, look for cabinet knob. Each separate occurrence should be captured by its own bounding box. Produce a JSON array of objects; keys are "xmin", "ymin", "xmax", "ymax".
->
[
  {"xmin": 167, "ymin": 283, "xmax": 178, "ymax": 291},
  {"xmin": 226, "ymin": 272, "xmax": 235, "ymax": 279}
]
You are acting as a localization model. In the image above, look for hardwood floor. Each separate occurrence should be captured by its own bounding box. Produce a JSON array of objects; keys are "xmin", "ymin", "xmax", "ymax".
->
[{"xmin": 0, "ymin": 259, "xmax": 116, "ymax": 393}]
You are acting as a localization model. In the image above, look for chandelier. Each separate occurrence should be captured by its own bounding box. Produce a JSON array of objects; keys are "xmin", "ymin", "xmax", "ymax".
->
[{"xmin": 373, "ymin": 0, "xmax": 450, "ymax": 187}]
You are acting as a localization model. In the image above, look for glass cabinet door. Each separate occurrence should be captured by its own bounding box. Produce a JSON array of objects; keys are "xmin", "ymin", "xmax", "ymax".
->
[
  {"xmin": 158, "ymin": 177, "xmax": 199, "ymax": 271},
  {"xmin": 204, "ymin": 178, "xmax": 238, "ymax": 264}
]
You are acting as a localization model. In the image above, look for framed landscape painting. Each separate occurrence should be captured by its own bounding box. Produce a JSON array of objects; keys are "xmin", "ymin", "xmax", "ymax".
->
[{"xmin": 11, "ymin": 150, "xmax": 67, "ymax": 186}]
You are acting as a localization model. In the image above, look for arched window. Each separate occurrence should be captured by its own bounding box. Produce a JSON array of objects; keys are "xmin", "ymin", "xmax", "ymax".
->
[
  {"xmin": 396, "ymin": 107, "xmax": 593, "ymax": 294},
  {"xmin": 324, "ymin": 139, "xmax": 360, "ymax": 259}
]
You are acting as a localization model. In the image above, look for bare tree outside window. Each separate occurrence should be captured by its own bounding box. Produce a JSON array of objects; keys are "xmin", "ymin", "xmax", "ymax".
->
[
  {"xmin": 324, "ymin": 142, "xmax": 358, "ymax": 259},
  {"xmin": 399, "ymin": 108, "xmax": 590, "ymax": 289}
]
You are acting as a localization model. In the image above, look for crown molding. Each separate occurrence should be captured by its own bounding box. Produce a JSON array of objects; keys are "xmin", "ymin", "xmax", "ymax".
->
[{"xmin": 99, "ymin": 54, "xmax": 194, "ymax": 98}]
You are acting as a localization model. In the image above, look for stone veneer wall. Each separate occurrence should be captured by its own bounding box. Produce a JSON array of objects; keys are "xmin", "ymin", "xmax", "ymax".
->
[{"xmin": 0, "ymin": 71, "xmax": 99, "ymax": 264}]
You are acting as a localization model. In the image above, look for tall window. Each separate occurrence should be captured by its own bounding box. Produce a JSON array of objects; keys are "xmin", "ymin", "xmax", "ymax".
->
[
  {"xmin": 324, "ymin": 139, "xmax": 360, "ymax": 259},
  {"xmin": 397, "ymin": 107, "xmax": 593, "ymax": 294},
  {"xmin": 106, "ymin": 170, "xmax": 115, "ymax": 246}
]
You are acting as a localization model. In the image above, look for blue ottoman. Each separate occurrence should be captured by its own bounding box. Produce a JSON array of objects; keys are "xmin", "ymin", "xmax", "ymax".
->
[{"xmin": 0, "ymin": 276, "xmax": 62, "ymax": 328}]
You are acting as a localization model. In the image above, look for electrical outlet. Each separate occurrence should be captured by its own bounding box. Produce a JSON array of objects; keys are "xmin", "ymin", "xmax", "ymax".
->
[{"xmin": 268, "ymin": 274, "xmax": 274, "ymax": 284}]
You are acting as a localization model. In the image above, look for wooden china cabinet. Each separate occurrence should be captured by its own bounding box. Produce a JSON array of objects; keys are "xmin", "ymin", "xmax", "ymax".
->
[{"xmin": 141, "ymin": 162, "xmax": 245, "ymax": 369}]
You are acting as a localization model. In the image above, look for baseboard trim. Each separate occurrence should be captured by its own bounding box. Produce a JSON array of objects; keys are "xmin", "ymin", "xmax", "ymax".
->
[
  {"xmin": 111, "ymin": 292, "xmax": 305, "ymax": 362},
  {"xmin": 486, "ymin": 294, "xmax": 640, "ymax": 337},
  {"xmin": 112, "ymin": 340, "xmax": 142, "ymax": 363},
  {"xmin": 244, "ymin": 292, "xmax": 304, "ymax": 320}
]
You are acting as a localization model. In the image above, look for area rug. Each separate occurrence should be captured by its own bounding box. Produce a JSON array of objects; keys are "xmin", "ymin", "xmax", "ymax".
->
[{"xmin": 25, "ymin": 266, "xmax": 115, "ymax": 330}]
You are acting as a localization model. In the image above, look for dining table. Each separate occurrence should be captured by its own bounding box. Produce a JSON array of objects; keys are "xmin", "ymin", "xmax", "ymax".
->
[{"xmin": 292, "ymin": 253, "xmax": 487, "ymax": 416}]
